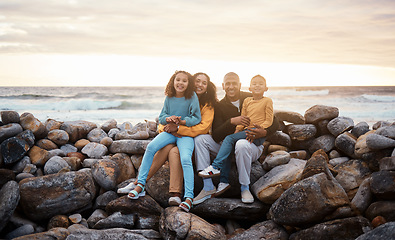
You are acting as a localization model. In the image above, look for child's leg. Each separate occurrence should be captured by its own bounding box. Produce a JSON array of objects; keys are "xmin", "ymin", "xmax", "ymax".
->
[
  {"xmin": 211, "ymin": 131, "xmax": 247, "ymax": 170},
  {"xmin": 219, "ymin": 152, "xmax": 233, "ymax": 184},
  {"xmin": 176, "ymin": 136, "xmax": 195, "ymax": 199},
  {"xmin": 137, "ymin": 132, "xmax": 176, "ymax": 186},
  {"xmin": 253, "ymin": 137, "xmax": 266, "ymax": 146},
  {"xmin": 146, "ymin": 144, "xmax": 176, "ymax": 181}
]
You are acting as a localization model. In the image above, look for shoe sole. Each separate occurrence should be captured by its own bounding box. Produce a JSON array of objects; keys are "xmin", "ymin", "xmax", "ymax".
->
[
  {"xmin": 117, "ymin": 183, "xmax": 137, "ymax": 194},
  {"xmin": 198, "ymin": 172, "xmax": 220, "ymax": 178},
  {"xmin": 242, "ymin": 198, "xmax": 254, "ymax": 204},
  {"xmin": 214, "ymin": 184, "xmax": 231, "ymax": 197},
  {"xmin": 117, "ymin": 188, "xmax": 134, "ymax": 194},
  {"xmin": 127, "ymin": 191, "xmax": 146, "ymax": 200},
  {"xmin": 193, "ymin": 194, "xmax": 214, "ymax": 205}
]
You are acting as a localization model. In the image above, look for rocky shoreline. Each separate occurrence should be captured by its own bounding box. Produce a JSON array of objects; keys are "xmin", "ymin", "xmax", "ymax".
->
[{"xmin": 0, "ymin": 105, "xmax": 394, "ymax": 240}]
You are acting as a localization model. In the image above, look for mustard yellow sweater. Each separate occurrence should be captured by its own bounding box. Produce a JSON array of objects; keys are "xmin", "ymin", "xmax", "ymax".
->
[
  {"xmin": 157, "ymin": 103, "xmax": 214, "ymax": 137},
  {"xmin": 236, "ymin": 96, "xmax": 274, "ymax": 131}
]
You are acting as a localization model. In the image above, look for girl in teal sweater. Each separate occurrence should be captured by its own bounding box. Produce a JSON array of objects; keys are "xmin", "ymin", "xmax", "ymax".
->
[{"xmin": 129, "ymin": 70, "xmax": 201, "ymax": 212}]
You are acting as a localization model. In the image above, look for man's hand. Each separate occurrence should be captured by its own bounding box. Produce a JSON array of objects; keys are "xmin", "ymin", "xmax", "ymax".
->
[
  {"xmin": 230, "ymin": 116, "xmax": 250, "ymax": 127},
  {"xmin": 164, "ymin": 122, "xmax": 178, "ymax": 133},
  {"xmin": 246, "ymin": 124, "xmax": 267, "ymax": 143}
]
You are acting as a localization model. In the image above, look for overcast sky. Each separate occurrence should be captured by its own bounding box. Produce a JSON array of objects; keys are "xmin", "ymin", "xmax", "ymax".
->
[{"xmin": 0, "ymin": 0, "xmax": 394, "ymax": 86}]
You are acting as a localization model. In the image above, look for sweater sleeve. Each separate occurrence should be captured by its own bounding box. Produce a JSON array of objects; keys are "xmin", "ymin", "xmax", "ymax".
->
[
  {"xmin": 158, "ymin": 97, "xmax": 170, "ymax": 125},
  {"xmin": 259, "ymin": 98, "xmax": 274, "ymax": 129},
  {"xmin": 183, "ymin": 93, "xmax": 201, "ymax": 127},
  {"xmin": 178, "ymin": 104, "xmax": 214, "ymax": 137}
]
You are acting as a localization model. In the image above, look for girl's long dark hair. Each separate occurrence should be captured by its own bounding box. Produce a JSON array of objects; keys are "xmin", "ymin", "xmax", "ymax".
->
[
  {"xmin": 165, "ymin": 71, "xmax": 195, "ymax": 99},
  {"xmin": 193, "ymin": 72, "xmax": 218, "ymax": 107}
]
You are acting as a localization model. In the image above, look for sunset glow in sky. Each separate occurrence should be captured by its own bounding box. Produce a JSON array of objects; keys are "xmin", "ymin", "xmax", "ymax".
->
[{"xmin": 0, "ymin": 0, "xmax": 394, "ymax": 87}]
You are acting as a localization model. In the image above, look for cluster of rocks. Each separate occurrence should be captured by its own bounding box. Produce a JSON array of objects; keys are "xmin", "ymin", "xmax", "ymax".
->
[{"xmin": 0, "ymin": 105, "xmax": 394, "ymax": 240}]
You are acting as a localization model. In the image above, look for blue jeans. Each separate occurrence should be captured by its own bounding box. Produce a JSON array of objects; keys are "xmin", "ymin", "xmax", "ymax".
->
[
  {"xmin": 137, "ymin": 132, "xmax": 195, "ymax": 199},
  {"xmin": 212, "ymin": 130, "xmax": 265, "ymax": 170}
]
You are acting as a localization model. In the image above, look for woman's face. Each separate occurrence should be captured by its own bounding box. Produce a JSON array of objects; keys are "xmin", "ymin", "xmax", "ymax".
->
[{"xmin": 195, "ymin": 74, "xmax": 208, "ymax": 96}]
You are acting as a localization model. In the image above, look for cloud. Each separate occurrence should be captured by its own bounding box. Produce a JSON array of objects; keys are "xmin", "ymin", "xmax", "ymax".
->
[{"xmin": 0, "ymin": 0, "xmax": 394, "ymax": 68}]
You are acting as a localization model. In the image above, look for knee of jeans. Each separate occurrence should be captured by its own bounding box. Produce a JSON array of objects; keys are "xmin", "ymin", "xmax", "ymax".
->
[
  {"xmin": 223, "ymin": 135, "xmax": 235, "ymax": 144},
  {"xmin": 180, "ymin": 156, "xmax": 193, "ymax": 166},
  {"xmin": 145, "ymin": 143, "xmax": 156, "ymax": 153}
]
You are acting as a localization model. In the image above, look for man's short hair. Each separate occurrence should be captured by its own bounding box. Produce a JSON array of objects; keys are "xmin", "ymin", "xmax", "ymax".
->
[{"xmin": 223, "ymin": 72, "xmax": 240, "ymax": 82}]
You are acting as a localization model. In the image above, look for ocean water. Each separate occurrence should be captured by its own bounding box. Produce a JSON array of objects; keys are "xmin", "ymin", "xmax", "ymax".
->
[{"xmin": 0, "ymin": 86, "xmax": 394, "ymax": 127}]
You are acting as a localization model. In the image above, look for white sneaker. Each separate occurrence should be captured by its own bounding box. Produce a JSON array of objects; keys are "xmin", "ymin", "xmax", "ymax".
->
[
  {"xmin": 168, "ymin": 196, "xmax": 182, "ymax": 206},
  {"xmin": 117, "ymin": 181, "xmax": 137, "ymax": 194},
  {"xmin": 214, "ymin": 182, "xmax": 231, "ymax": 197},
  {"xmin": 198, "ymin": 165, "xmax": 220, "ymax": 178}
]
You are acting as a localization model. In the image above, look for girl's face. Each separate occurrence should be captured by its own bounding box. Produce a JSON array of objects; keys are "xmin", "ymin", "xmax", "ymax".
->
[
  {"xmin": 195, "ymin": 74, "xmax": 208, "ymax": 96},
  {"xmin": 173, "ymin": 73, "xmax": 189, "ymax": 96}
]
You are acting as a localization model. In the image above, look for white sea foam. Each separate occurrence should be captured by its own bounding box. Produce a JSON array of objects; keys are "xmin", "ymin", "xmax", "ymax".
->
[
  {"xmin": 1, "ymin": 86, "xmax": 394, "ymax": 125},
  {"xmin": 267, "ymin": 89, "xmax": 329, "ymax": 96},
  {"xmin": 361, "ymin": 94, "xmax": 395, "ymax": 102}
]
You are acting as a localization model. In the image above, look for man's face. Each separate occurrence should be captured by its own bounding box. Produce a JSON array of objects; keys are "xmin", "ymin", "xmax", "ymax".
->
[{"xmin": 222, "ymin": 76, "xmax": 241, "ymax": 101}]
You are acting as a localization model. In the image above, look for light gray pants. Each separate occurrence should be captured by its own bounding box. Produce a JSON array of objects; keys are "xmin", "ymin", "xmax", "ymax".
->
[{"xmin": 194, "ymin": 134, "xmax": 264, "ymax": 185}]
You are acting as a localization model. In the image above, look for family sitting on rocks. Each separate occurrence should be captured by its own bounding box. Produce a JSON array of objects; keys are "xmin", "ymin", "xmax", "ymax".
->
[
  {"xmin": 118, "ymin": 71, "xmax": 279, "ymax": 212},
  {"xmin": 1, "ymin": 71, "xmax": 394, "ymax": 239}
]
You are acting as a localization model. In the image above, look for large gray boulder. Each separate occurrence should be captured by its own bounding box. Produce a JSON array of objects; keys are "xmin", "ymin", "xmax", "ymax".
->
[
  {"xmin": 355, "ymin": 222, "xmax": 395, "ymax": 240},
  {"xmin": 159, "ymin": 207, "xmax": 226, "ymax": 240},
  {"xmin": 91, "ymin": 159, "xmax": 120, "ymax": 190},
  {"xmin": 1, "ymin": 137, "xmax": 30, "ymax": 165},
  {"xmin": 0, "ymin": 181, "xmax": 20, "ymax": 232},
  {"xmin": 191, "ymin": 198, "xmax": 270, "ymax": 221},
  {"xmin": 66, "ymin": 228, "xmax": 153, "ymax": 240},
  {"xmin": 228, "ymin": 220, "xmax": 288, "ymax": 240},
  {"xmin": 19, "ymin": 170, "xmax": 96, "ymax": 221},
  {"xmin": 327, "ymin": 116, "xmax": 354, "ymax": 137},
  {"xmin": 268, "ymin": 172, "xmax": 350, "ymax": 227},
  {"xmin": 0, "ymin": 123, "xmax": 23, "ymax": 143},
  {"xmin": 289, "ymin": 216, "xmax": 371, "ymax": 240},
  {"xmin": 304, "ymin": 105, "xmax": 339, "ymax": 124},
  {"xmin": 60, "ymin": 120, "xmax": 97, "ymax": 143},
  {"xmin": 253, "ymin": 158, "xmax": 306, "ymax": 204},
  {"xmin": 109, "ymin": 139, "xmax": 151, "ymax": 154}
]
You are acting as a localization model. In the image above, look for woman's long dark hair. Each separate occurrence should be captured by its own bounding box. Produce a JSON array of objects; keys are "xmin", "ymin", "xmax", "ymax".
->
[
  {"xmin": 165, "ymin": 71, "xmax": 195, "ymax": 99},
  {"xmin": 193, "ymin": 72, "xmax": 218, "ymax": 107}
]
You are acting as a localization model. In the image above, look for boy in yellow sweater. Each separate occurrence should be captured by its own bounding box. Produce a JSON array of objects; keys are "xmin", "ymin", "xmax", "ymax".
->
[{"xmin": 199, "ymin": 75, "xmax": 273, "ymax": 183}]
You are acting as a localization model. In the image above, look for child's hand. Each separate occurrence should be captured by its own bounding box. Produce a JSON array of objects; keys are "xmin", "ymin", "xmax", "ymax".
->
[
  {"xmin": 166, "ymin": 115, "xmax": 181, "ymax": 124},
  {"xmin": 231, "ymin": 116, "xmax": 250, "ymax": 127}
]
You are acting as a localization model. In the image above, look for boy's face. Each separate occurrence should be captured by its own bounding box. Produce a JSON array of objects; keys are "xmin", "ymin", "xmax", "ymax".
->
[{"xmin": 249, "ymin": 76, "xmax": 268, "ymax": 95}]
